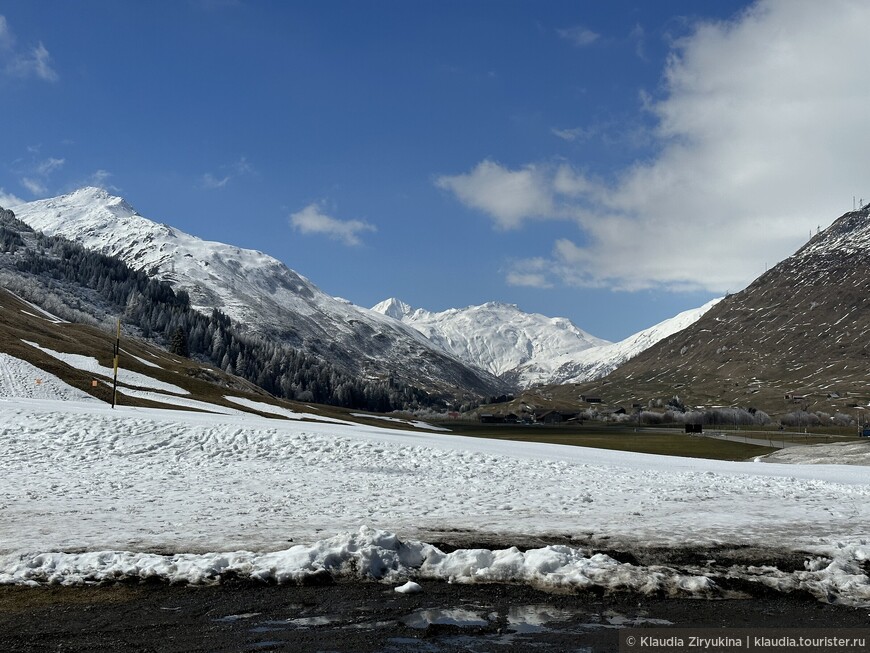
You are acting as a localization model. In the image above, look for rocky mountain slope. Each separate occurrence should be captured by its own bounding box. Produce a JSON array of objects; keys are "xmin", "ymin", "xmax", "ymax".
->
[
  {"xmin": 12, "ymin": 188, "xmax": 505, "ymax": 400},
  {"xmin": 559, "ymin": 204, "xmax": 870, "ymax": 417},
  {"xmin": 373, "ymin": 297, "xmax": 720, "ymax": 389}
]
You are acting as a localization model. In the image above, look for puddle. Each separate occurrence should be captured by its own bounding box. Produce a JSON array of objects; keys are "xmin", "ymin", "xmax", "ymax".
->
[
  {"xmin": 507, "ymin": 604, "xmax": 577, "ymax": 634},
  {"xmin": 384, "ymin": 638, "xmax": 440, "ymax": 652},
  {"xmin": 343, "ymin": 620, "xmax": 395, "ymax": 630},
  {"xmin": 603, "ymin": 610, "xmax": 673, "ymax": 627},
  {"xmin": 245, "ymin": 641, "xmax": 284, "ymax": 651},
  {"xmin": 242, "ymin": 602, "xmax": 674, "ymax": 651},
  {"xmin": 215, "ymin": 612, "xmax": 262, "ymax": 623},
  {"xmin": 249, "ymin": 615, "xmax": 340, "ymax": 633},
  {"xmin": 285, "ymin": 615, "xmax": 337, "ymax": 627},
  {"xmin": 401, "ymin": 607, "xmax": 492, "ymax": 629}
]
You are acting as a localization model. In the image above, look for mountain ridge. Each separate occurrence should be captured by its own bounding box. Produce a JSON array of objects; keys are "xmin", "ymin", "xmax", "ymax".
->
[
  {"xmin": 12, "ymin": 187, "xmax": 506, "ymax": 401},
  {"xmin": 372, "ymin": 296, "xmax": 719, "ymax": 388},
  {"xmin": 11, "ymin": 186, "xmax": 720, "ymax": 400}
]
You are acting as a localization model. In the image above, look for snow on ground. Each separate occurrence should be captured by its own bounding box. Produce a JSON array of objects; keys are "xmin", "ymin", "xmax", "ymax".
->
[
  {"xmin": 351, "ymin": 413, "xmax": 450, "ymax": 431},
  {"xmin": 0, "ymin": 353, "xmax": 868, "ymax": 604},
  {"xmin": 762, "ymin": 441, "xmax": 870, "ymax": 465},
  {"xmin": 22, "ymin": 340, "xmax": 189, "ymax": 395},
  {"xmin": 226, "ymin": 396, "xmax": 357, "ymax": 425},
  {"xmin": 121, "ymin": 349, "xmax": 162, "ymax": 369},
  {"xmin": 116, "ymin": 387, "xmax": 246, "ymax": 415},
  {"xmin": 1, "ymin": 395, "xmax": 869, "ymax": 604},
  {"xmin": 0, "ymin": 353, "xmax": 98, "ymax": 402}
]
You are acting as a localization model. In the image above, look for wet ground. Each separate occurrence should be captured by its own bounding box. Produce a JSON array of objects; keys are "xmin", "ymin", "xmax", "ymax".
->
[{"xmin": 1, "ymin": 580, "xmax": 868, "ymax": 653}]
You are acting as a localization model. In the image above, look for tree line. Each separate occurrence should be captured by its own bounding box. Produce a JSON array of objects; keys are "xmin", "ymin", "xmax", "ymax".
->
[{"xmin": 0, "ymin": 207, "xmax": 431, "ymax": 412}]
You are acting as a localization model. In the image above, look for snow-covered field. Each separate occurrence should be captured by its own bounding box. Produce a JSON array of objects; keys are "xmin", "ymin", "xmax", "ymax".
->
[{"xmin": 1, "ymin": 353, "xmax": 869, "ymax": 605}]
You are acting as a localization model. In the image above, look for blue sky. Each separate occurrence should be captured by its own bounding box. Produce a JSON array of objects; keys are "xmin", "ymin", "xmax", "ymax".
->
[{"xmin": 2, "ymin": 0, "xmax": 869, "ymax": 341}]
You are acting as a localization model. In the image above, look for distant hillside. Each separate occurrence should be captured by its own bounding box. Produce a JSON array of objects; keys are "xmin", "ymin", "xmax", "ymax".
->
[
  {"xmin": 0, "ymin": 284, "xmax": 456, "ymax": 434},
  {"xmin": 528, "ymin": 204, "xmax": 870, "ymax": 419}
]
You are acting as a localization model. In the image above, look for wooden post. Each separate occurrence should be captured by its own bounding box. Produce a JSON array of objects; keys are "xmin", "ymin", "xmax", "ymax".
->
[{"xmin": 111, "ymin": 319, "xmax": 120, "ymax": 408}]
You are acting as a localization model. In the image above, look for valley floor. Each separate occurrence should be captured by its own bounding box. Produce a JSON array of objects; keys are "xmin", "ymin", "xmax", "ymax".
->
[{"xmin": 0, "ymin": 395, "xmax": 869, "ymax": 609}]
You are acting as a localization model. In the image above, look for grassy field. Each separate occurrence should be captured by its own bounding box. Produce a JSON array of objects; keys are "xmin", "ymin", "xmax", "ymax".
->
[{"xmin": 438, "ymin": 422, "xmax": 778, "ymax": 461}]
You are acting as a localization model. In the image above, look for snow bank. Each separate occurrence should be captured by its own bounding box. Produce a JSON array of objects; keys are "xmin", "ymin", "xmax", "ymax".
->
[
  {"xmin": 0, "ymin": 353, "xmax": 98, "ymax": 402},
  {"xmin": 117, "ymin": 387, "xmax": 245, "ymax": 414},
  {"xmin": 3, "ymin": 527, "xmax": 867, "ymax": 606},
  {"xmin": 0, "ymin": 527, "xmax": 716, "ymax": 598}
]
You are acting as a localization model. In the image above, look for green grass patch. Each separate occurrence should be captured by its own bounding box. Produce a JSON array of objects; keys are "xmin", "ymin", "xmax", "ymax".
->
[{"xmin": 440, "ymin": 423, "xmax": 777, "ymax": 461}]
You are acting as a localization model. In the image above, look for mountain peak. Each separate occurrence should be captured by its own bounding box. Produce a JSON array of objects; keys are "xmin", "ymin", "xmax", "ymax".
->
[
  {"xmin": 371, "ymin": 297, "xmax": 414, "ymax": 319},
  {"xmin": 67, "ymin": 186, "xmax": 137, "ymax": 214}
]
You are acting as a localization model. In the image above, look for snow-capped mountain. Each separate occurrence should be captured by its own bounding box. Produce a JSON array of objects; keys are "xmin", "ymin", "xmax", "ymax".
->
[
  {"xmin": 12, "ymin": 188, "xmax": 505, "ymax": 398},
  {"xmin": 372, "ymin": 298, "xmax": 719, "ymax": 388}
]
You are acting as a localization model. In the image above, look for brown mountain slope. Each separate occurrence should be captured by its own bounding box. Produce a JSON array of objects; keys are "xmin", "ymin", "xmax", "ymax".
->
[{"xmin": 517, "ymin": 205, "xmax": 870, "ymax": 419}]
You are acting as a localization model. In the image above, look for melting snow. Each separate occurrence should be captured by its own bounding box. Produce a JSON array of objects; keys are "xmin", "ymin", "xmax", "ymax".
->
[
  {"xmin": 0, "ymin": 353, "xmax": 98, "ymax": 402},
  {"xmin": 22, "ymin": 341, "xmax": 189, "ymax": 395},
  {"xmin": 0, "ymin": 352, "xmax": 869, "ymax": 605}
]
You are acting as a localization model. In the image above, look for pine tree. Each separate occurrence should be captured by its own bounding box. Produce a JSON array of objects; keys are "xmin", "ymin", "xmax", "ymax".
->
[{"xmin": 169, "ymin": 326, "xmax": 189, "ymax": 357}]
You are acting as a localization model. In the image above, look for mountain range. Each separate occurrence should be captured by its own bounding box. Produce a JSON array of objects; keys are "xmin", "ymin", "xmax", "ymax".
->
[
  {"xmin": 11, "ymin": 188, "xmax": 504, "ymax": 401},
  {"xmin": 8, "ymin": 187, "xmax": 717, "ymax": 405},
  {"xmin": 371, "ymin": 297, "xmax": 720, "ymax": 388}
]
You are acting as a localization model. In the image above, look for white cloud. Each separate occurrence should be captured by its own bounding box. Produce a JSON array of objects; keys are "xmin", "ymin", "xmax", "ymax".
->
[
  {"xmin": 35, "ymin": 157, "xmax": 64, "ymax": 175},
  {"xmin": 557, "ymin": 25, "xmax": 600, "ymax": 47},
  {"xmin": 201, "ymin": 157, "xmax": 255, "ymax": 189},
  {"xmin": 441, "ymin": 0, "xmax": 870, "ymax": 294},
  {"xmin": 289, "ymin": 203, "xmax": 376, "ymax": 247},
  {"xmin": 629, "ymin": 23, "xmax": 646, "ymax": 61},
  {"xmin": 551, "ymin": 126, "xmax": 595, "ymax": 142},
  {"xmin": 16, "ymin": 156, "xmax": 64, "ymax": 197},
  {"xmin": 231, "ymin": 156, "xmax": 254, "ymax": 175},
  {"xmin": 435, "ymin": 160, "xmax": 570, "ymax": 229},
  {"xmin": 20, "ymin": 177, "xmax": 46, "ymax": 195},
  {"xmin": 26, "ymin": 42, "xmax": 57, "ymax": 81},
  {"xmin": 0, "ymin": 15, "xmax": 58, "ymax": 82},
  {"xmin": 505, "ymin": 258, "xmax": 554, "ymax": 289},
  {"xmin": 85, "ymin": 169, "xmax": 119, "ymax": 192},
  {"xmin": 201, "ymin": 173, "xmax": 230, "ymax": 189},
  {"xmin": 0, "ymin": 16, "xmax": 13, "ymax": 50},
  {"xmin": 0, "ymin": 188, "xmax": 24, "ymax": 207}
]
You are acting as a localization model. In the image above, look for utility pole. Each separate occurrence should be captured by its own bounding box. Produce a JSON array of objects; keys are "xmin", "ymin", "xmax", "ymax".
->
[{"xmin": 111, "ymin": 319, "xmax": 120, "ymax": 409}]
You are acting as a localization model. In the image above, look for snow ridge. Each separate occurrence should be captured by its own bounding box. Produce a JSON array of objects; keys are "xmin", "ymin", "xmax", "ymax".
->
[{"xmin": 372, "ymin": 298, "xmax": 720, "ymax": 387}]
